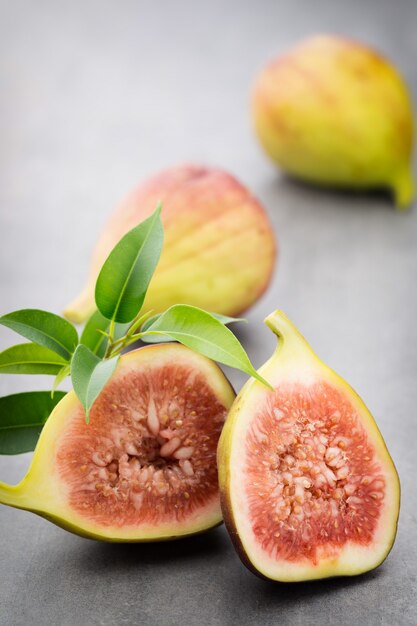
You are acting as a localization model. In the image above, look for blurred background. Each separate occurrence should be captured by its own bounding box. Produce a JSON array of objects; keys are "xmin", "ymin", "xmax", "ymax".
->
[{"xmin": 0, "ymin": 1, "xmax": 416, "ymax": 625}]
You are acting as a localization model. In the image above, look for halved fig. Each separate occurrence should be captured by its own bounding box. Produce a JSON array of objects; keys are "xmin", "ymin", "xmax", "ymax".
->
[
  {"xmin": 218, "ymin": 311, "xmax": 400, "ymax": 581},
  {"xmin": 0, "ymin": 344, "xmax": 235, "ymax": 541}
]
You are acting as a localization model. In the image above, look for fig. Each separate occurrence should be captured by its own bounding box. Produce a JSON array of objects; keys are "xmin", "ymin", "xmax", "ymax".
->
[
  {"xmin": 252, "ymin": 35, "xmax": 415, "ymax": 208},
  {"xmin": 218, "ymin": 311, "xmax": 400, "ymax": 581},
  {"xmin": 64, "ymin": 164, "xmax": 277, "ymax": 324},
  {"xmin": 0, "ymin": 343, "xmax": 235, "ymax": 541}
]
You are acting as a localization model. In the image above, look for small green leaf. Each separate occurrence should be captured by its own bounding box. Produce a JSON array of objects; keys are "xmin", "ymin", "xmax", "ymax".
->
[
  {"xmin": 0, "ymin": 309, "xmax": 78, "ymax": 360},
  {"xmin": 0, "ymin": 391, "xmax": 66, "ymax": 454},
  {"xmin": 71, "ymin": 345, "xmax": 100, "ymax": 411},
  {"xmin": 95, "ymin": 204, "xmax": 164, "ymax": 323},
  {"xmin": 80, "ymin": 310, "xmax": 110, "ymax": 357},
  {"xmin": 113, "ymin": 322, "xmax": 131, "ymax": 343},
  {"xmin": 0, "ymin": 343, "xmax": 68, "ymax": 375},
  {"xmin": 80, "ymin": 310, "xmax": 130, "ymax": 357},
  {"xmin": 51, "ymin": 364, "xmax": 70, "ymax": 397},
  {"xmin": 209, "ymin": 313, "xmax": 246, "ymax": 325},
  {"xmin": 140, "ymin": 311, "xmax": 245, "ymax": 344},
  {"xmin": 71, "ymin": 345, "xmax": 119, "ymax": 422},
  {"xmin": 142, "ymin": 305, "xmax": 272, "ymax": 388}
]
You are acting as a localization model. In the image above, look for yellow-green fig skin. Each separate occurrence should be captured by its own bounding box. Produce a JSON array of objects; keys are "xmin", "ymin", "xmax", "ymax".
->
[
  {"xmin": 64, "ymin": 164, "xmax": 277, "ymax": 324},
  {"xmin": 0, "ymin": 344, "xmax": 236, "ymax": 542},
  {"xmin": 217, "ymin": 311, "xmax": 400, "ymax": 582},
  {"xmin": 252, "ymin": 35, "xmax": 415, "ymax": 209}
]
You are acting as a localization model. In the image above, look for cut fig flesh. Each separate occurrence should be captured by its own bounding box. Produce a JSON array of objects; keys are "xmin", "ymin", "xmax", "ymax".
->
[
  {"xmin": 218, "ymin": 311, "xmax": 400, "ymax": 581},
  {"xmin": 0, "ymin": 344, "xmax": 235, "ymax": 541}
]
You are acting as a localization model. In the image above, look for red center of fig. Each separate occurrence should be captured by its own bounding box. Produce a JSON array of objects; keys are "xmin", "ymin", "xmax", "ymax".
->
[
  {"xmin": 245, "ymin": 382, "xmax": 385, "ymax": 564},
  {"xmin": 56, "ymin": 363, "xmax": 228, "ymax": 527}
]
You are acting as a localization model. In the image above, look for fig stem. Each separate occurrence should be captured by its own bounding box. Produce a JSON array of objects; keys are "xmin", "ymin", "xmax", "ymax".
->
[
  {"xmin": 0, "ymin": 480, "xmax": 26, "ymax": 509},
  {"xmin": 392, "ymin": 166, "xmax": 415, "ymax": 210},
  {"xmin": 264, "ymin": 309, "xmax": 294, "ymax": 340}
]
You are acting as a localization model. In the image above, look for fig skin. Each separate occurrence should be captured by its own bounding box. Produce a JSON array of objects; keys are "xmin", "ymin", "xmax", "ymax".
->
[
  {"xmin": 0, "ymin": 344, "xmax": 236, "ymax": 542},
  {"xmin": 64, "ymin": 164, "xmax": 277, "ymax": 324},
  {"xmin": 252, "ymin": 35, "xmax": 415, "ymax": 209},
  {"xmin": 217, "ymin": 311, "xmax": 400, "ymax": 582}
]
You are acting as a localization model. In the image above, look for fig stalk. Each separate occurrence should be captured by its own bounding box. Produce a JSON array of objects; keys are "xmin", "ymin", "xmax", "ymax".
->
[{"xmin": 392, "ymin": 165, "xmax": 415, "ymax": 210}]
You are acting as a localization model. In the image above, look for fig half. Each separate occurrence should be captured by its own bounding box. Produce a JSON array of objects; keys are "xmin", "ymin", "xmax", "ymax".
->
[
  {"xmin": 218, "ymin": 311, "xmax": 400, "ymax": 581},
  {"xmin": 0, "ymin": 344, "xmax": 235, "ymax": 541}
]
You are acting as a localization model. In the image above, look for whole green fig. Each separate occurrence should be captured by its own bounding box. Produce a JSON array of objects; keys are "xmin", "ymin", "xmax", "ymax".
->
[{"xmin": 253, "ymin": 35, "xmax": 415, "ymax": 209}]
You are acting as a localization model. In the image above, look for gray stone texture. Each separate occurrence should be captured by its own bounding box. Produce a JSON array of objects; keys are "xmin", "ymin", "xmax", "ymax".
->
[{"xmin": 0, "ymin": 1, "xmax": 416, "ymax": 624}]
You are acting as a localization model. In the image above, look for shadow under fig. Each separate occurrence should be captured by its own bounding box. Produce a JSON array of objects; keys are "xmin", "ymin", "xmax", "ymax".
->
[
  {"xmin": 263, "ymin": 172, "xmax": 400, "ymax": 213},
  {"xmin": 74, "ymin": 524, "xmax": 229, "ymax": 571}
]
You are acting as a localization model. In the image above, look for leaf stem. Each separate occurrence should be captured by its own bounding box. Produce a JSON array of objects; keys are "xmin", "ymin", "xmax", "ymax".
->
[
  {"xmin": 104, "ymin": 319, "xmax": 116, "ymax": 358},
  {"xmin": 96, "ymin": 329, "xmax": 112, "ymax": 339},
  {"xmin": 126, "ymin": 309, "xmax": 154, "ymax": 338},
  {"xmin": 103, "ymin": 310, "xmax": 155, "ymax": 358},
  {"xmin": 109, "ymin": 333, "xmax": 145, "ymax": 357}
]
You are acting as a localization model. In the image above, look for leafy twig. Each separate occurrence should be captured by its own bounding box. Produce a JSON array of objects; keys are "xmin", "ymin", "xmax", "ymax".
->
[{"xmin": 0, "ymin": 204, "xmax": 271, "ymax": 451}]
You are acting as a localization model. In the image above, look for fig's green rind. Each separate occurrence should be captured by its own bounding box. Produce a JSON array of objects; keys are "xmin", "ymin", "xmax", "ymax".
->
[
  {"xmin": 0, "ymin": 343, "xmax": 235, "ymax": 542},
  {"xmin": 217, "ymin": 310, "xmax": 401, "ymax": 582},
  {"xmin": 36, "ymin": 510, "xmax": 224, "ymax": 543},
  {"xmin": 0, "ymin": 485, "xmax": 224, "ymax": 542}
]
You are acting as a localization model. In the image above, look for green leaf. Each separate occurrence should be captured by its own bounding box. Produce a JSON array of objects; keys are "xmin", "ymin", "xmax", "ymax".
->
[
  {"xmin": 71, "ymin": 345, "xmax": 119, "ymax": 422},
  {"xmin": 80, "ymin": 310, "xmax": 130, "ymax": 357},
  {"xmin": 209, "ymin": 313, "xmax": 246, "ymax": 325},
  {"xmin": 0, "ymin": 391, "xmax": 66, "ymax": 454},
  {"xmin": 51, "ymin": 364, "xmax": 70, "ymax": 397},
  {"xmin": 95, "ymin": 204, "xmax": 164, "ymax": 323},
  {"xmin": 140, "ymin": 312, "xmax": 245, "ymax": 344},
  {"xmin": 0, "ymin": 309, "xmax": 78, "ymax": 360},
  {"xmin": 80, "ymin": 310, "xmax": 110, "ymax": 357},
  {"xmin": 142, "ymin": 305, "xmax": 272, "ymax": 388},
  {"xmin": 0, "ymin": 343, "xmax": 68, "ymax": 375}
]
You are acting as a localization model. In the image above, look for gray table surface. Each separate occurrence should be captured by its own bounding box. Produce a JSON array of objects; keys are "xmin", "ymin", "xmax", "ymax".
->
[{"xmin": 1, "ymin": 1, "xmax": 416, "ymax": 624}]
